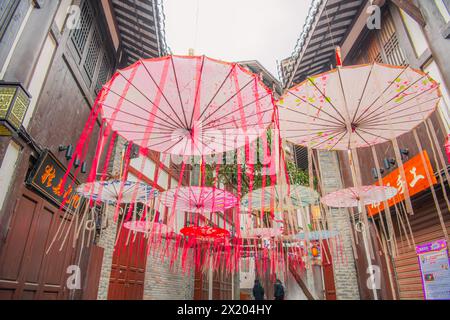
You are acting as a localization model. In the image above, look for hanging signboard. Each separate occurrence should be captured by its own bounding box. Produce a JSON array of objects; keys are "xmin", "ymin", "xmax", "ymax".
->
[
  {"xmin": 367, "ymin": 151, "xmax": 437, "ymax": 216},
  {"xmin": 27, "ymin": 150, "xmax": 81, "ymax": 210},
  {"xmin": 416, "ymin": 240, "xmax": 450, "ymax": 300}
]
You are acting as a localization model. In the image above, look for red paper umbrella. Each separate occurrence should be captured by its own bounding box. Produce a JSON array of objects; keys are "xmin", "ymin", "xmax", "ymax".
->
[
  {"xmin": 180, "ymin": 226, "xmax": 230, "ymax": 239},
  {"xmin": 320, "ymin": 185, "xmax": 397, "ymax": 208},
  {"xmin": 159, "ymin": 186, "xmax": 238, "ymax": 213},
  {"xmin": 99, "ymin": 55, "xmax": 274, "ymax": 156}
]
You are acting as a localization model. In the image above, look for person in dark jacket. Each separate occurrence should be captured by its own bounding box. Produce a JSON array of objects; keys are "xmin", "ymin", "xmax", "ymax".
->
[
  {"xmin": 252, "ymin": 279, "xmax": 265, "ymax": 300},
  {"xmin": 274, "ymin": 279, "xmax": 285, "ymax": 300}
]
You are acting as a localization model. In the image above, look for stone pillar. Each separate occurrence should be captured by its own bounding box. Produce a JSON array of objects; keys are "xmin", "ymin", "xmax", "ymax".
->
[
  {"xmin": 317, "ymin": 150, "xmax": 360, "ymax": 300},
  {"xmin": 96, "ymin": 137, "xmax": 125, "ymax": 300}
]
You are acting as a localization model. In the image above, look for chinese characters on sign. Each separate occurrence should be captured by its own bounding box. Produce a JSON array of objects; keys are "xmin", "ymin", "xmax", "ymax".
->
[
  {"xmin": 27, "ymin": 150, "xmax": 81, "ymax": 209},
  {"xmin": 416, "ymin": 240, "xmax": 450, "ymax": 300},
  {"xmin": 367, "ymin": 151, "xmax": 437, "ymax": 215}
]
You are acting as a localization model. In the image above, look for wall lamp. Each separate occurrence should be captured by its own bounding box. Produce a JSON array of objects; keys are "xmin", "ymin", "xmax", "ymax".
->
[
  {"xmin": 58, "ymin": 144, "xmax": 73, "ymax": 160},
  {"xmin": 371, "ymin": 167, "xmax": 385, "ymax": 180},
  {"xmin": 383, "ymin": 158, "xmax": 396, "ymax": 170}
]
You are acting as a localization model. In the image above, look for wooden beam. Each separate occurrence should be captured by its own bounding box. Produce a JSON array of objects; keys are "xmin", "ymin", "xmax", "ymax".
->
[
  {"xmin": 288, "ymin": 262, "xmax": 315, "ymax": 300},
  {"xmin": 390, "ymin": 0, "xmax": 426, "ymax": 27}
]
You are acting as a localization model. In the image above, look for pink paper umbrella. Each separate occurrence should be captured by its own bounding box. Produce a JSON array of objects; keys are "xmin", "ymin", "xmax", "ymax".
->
[
  {"xmin": 277, "ymin": 63, "xmax": 441, "ymax": 150},
  {"xmin": 159, "ymin": 186, "xmax": 238, "ymax": 213},
  {"xmin": 320, "ymin": 185, "xmax": 397, "ymax": 208},
  {"xmin": 99, "ymin": 55, "xmax": 275, "ymax": 156}
]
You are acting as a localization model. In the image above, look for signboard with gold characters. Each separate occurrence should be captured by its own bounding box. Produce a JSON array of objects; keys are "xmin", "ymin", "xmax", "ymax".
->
[{"xmin": 27, "ymin": 150, "xmax": 81, "ymax": 210}]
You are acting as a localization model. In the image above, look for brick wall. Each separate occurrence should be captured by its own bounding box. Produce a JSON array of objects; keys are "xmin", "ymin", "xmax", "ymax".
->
[
  {"xmin": 143, "ymin": 242, "xmax": 194, "ymax": 300},
  {"xmin": 96, "ymin": 137, "xmax": 125, "ymax": 300},
  {"xmin": 317, "ymin": 150, "xmax": 360, "ymax": 300}
]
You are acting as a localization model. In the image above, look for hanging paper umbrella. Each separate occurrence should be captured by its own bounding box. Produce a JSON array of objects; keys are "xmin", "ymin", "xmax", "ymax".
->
[
  {"xmin": 76, "ymin": 180, "xmax": 158, "ymax": 203},
  {"xmin": 320, "ymin": 185, "xmax": 397, "ymax": 208},
  {"xmin": 277, "ymin": 63, "xmax": 441, "ymax": 150},
  {"xmin": 180, "ymin": 225, "xmax": 230, "ymax": 239},
  {"xmin": 99, "ymin": 55, "xmax": 275, "ymax": 156},
  {"xmin": 123, "ymin": 221, "xmax": 172, "ymax": 235},
  {"xmin": 159, "ymin": 186, "xmax": 238, "ymax": 213},
  {"xmin": 241, "ymin": 184, "xmax": 319, "ymax": 210}
]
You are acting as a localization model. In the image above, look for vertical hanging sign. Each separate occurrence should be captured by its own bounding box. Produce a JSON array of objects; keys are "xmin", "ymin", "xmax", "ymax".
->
[{"xmin": 416, "ymin": 240, "xmax": 450, "ymax": 300}]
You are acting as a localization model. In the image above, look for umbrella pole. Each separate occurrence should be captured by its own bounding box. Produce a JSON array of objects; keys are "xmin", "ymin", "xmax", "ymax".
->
[{"xmin": 358, "ymin": 201, "xmax": 379, "ymax": 300}]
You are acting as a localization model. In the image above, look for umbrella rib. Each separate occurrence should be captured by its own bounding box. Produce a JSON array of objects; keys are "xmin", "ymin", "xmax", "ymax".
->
[
  {"xmin": 310, "ymin": 130, "xmax": 347, "ymax": 149},
  {"xmin": 197, "ymin": 64, "xmax": 237, "ymax": 122},
  {"xmin": 325, "ymin": 130, "xmax": 348, "ymax": 150},
  {"xmin": 160, "ymin": 136, "xmax": 185, "ymax": 154},
  {"xmin": 104, "ymin": 90, "xmax": 181, "ymax": 130},
  {"xmin": 169, "ymin": 56, "xmax": 190, "ymax": 129},
  {"xmin": 285, "ymin": 128, "xmax": 344, "ymax": 140},
  {"xmin": 358, "ymin": 103, "xmax": 440, "ymax": 126},
  {"xmin": 205, "ymin": 110, "xmax": 274, "ymax": 130},
  {"xmin": 354, "ymin": 129, "xmax": 372, "ymax": 147},
  {"xmin": 280, "ymin": 118, "xmax": 344, "ymax": 129},
  {"xmin": 358, "ymin": 118, "xmax": 432, "ymax": 127},
  {"xmin": 200, "ymin": 77, "xmax": 255, "ymax": 125},
  {"xmin": 101, "ymin": 103, "xmax": 178, "ymax": 131},
  {"xmin": 358, "ymin": 88, "xmax": 439, "ymax": 125},
  {"xmin": 202, "ymin": 93, "xmax": 271, "ymax": 128},
  {"xmin": 353, "ymin": 67, "xmax": 408, "ymax": 123},
  {"xmin": 189, "ymin": 56, "xmax": 206, "ymax": 129},
  {"xmin": 351, "ymin": 63, "xmax": 375, "ymax": 124},
  {"xmin": 116, "ymin": 71, "xmax": 186, "ymax": 129},
  {"xmin": 141, "ymin": 59, "xmax": 189, "ymax": 129},
  {"xmin": 307, "ymin": 77, "xmax": 348, "ymax": 124},
  {"xmin": 360, "ymin": 108, "xmax": 436, "ymax": 127},
  {"xmin": 285, "ymin": 91, "xmax": 345, "ymax": 126},
  {"xmin": 357, "ymin": 128, "xmax": 390, "ymax": 142},
  {"xmin": 357, "ymin": 72, "xmax": 431, "ymax": 123}
]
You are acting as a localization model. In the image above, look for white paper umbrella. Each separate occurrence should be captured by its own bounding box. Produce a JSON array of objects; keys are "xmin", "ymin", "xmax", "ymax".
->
[
  {"xmin": 159, "ymin": 186, "xmax": 238, "ymax": 213},
  {"xmin": 241, "ymin": 184, "xmax": 319, "ymax": 210},
  {"xmin": 99, "ymin": 55, "xmax": 275, "ymax": 156},
  {"xmin": 320, "ymin": 185, "xmax": 397, "ymax": 208},
  {"xmin": 278, "ymin": 63, "xmax": 441, "ymax": 150},
  {"xmin": 76, "ymin": 180, "xmax": 158, "ymax": 203}
]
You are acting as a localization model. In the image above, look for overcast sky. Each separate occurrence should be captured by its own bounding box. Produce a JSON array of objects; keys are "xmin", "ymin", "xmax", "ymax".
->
[{"xmin": 164, "ymin": 0, "xmax": 312, "ymax": 80}]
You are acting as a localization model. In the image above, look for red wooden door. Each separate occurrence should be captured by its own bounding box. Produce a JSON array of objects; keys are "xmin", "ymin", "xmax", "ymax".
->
[
  {"xmin": 107, "ymin": 224, "xmax": 147, "ymax": 300},
  {"xmin": 322, "ymin": 241, "xmax": 337, "ymax": 300},
  {"xmin": 0, "ymin": 188, "xmax": 77, "ymax": 299}
]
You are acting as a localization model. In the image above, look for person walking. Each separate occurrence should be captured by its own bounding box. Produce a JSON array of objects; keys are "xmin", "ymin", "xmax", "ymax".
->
[
  {"xmin": 274, "ymin": 278, "xmax": 285, "ymax": 300},
  {"xmin": 252, "ymin": 279, "xmax": 265, "ymax": 300}
]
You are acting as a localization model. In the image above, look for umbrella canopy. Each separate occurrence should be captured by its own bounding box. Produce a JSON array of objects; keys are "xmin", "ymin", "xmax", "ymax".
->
[
  {"xmin": 241, "ymin": 184, "xmax": 319, "ymax": 210},
  {"xmin": 123, "ymin": 221, "xmax": 172, "ymax": 235},
  {"xmin": 321, "ymin": 185, "xmax": 397, "ymax": 208},
  {"xmin": 277, "ymin": 63, "xmax": 440, "ymax": 150},
  {"xmin": 159, "ymin": 186, "xmax": 238, "ymax": 213},
  {"xmin": 76, "ymin": 180, "xmax": 158, "ymax": 203},
  {"xmin": 99, "ymin": 55, "xmax": 275, "ymax": 156},
  {"xmin": 180, "ymin": 226, "xmax": 230, "ymax": 239}
]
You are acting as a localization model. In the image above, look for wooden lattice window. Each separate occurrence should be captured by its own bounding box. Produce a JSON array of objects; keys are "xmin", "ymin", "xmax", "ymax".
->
[
  {"xmin": 70, "ymin": 1, "xmax": 93, "ymax": 62},
  {"xmin": 82, "ymin": 28, "xmax": 101, "ymax": 85},
  {"xmin": 95, "ymin": 53, "xmax": 111, "ymax": 94}
]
